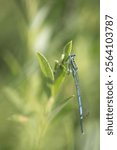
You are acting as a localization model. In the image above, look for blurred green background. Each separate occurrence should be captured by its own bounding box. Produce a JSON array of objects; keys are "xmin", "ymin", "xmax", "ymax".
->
[{"xmin": 0, "ymin": 0, "xmax": 99, "ymax": 150}]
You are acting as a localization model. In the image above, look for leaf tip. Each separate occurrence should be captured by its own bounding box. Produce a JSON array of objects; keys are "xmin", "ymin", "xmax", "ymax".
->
[{"xmin": 69, "ymin": 40, "xmax": 72, "ymax": 45}]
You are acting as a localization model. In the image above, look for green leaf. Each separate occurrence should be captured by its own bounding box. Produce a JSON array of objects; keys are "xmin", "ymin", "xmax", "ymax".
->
[
  {"xmin": 63, "ymin": 40, "xmax": 72, "ymax": 61},
  {"xmin": 36, "ymin": 52, "xmax": 54, "ymax": 81},
  {"xmin": 48, "ymin": 95, "xmax": 74, "ymax": 122},
  {"xmin": 52, "ymin": 41, "xmax": 73, "ymax": 96},
  {"xmin": 53, "ymin": 70, "xmax": 66, "ymax": 96}
]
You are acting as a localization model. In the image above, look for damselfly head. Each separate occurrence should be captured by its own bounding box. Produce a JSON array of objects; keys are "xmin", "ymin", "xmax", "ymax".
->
[
  {"xmin": 68, "ymin": 54, "xmax": 76, "ymax": 60},
  {"xmin": 70, "ymin": 54, "xmax": 76, "ymax": 58}
]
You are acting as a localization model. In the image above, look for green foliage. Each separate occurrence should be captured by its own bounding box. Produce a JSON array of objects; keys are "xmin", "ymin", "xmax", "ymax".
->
[
  {"xmin": 53, "ymin": 41, "xmax": 73, "ymax": 95},
  {"xmin": 48, "ymin": 95, "xmax": 75, "ymax": 122},
  {"xmin": 36, "ymin": 52, "xmax": 54, "ymax": 82},
  {"xmin": 36, "ymin": 41, "xmax": 73, "ymax": 96},
  {"xmin": 63, "ymin": 40, "xmax": 72, "ymax": 62}
]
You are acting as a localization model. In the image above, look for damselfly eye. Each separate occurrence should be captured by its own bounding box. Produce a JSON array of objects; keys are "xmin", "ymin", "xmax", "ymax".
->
[{"xmin": 71, "ymin": 54, "xmax": 76, "ymax": 58}]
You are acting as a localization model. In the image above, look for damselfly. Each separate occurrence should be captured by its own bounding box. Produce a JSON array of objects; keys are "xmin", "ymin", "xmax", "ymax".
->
[{"xmin": 67, "ymin": 54, "xmax": 84, "ymax": 133}]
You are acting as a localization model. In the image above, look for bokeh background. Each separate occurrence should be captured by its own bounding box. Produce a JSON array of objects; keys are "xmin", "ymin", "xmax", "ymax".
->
[{"xmin": 0, "ymin": 0, "xmax": 99, "ymax": 150}]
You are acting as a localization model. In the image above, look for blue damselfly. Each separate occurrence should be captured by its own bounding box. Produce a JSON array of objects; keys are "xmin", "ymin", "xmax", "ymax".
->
[{"xmin": 67, "ymin": 54, "xmax": 84, "ymax": 133}]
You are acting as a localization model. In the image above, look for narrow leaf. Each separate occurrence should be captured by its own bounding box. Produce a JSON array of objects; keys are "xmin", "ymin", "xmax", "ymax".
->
[
  {"xmin": 53, "ymin": 70, "xmax": 66, "ymax": 96},
  {"xmin": 48, "ymin": 95, "xmax": 74, "ymax": 122},
  {"xmin": 36, "ymin": 52, "xmax": 54, "ymax": 81},
  {"xmin": 63, "ymin": 40, "xmax": 72, "ymax": 61}
]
